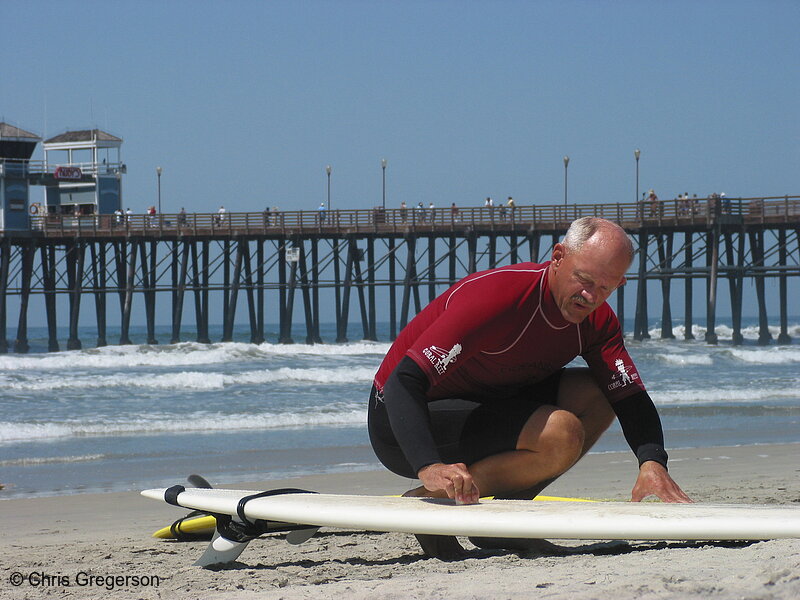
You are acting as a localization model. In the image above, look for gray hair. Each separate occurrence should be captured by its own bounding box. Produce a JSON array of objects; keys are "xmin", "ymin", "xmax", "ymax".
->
[{"xmin": 563, "ymin": 217, "xmax": 634, "ymax": 263}]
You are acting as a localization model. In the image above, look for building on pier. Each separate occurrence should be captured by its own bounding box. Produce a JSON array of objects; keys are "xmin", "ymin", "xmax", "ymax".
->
[
  {"xmin": 0, "ymin": 122, "xmax": 124, "ymax": 232},
  {"xmin": 0, "ymin": 123, "xmax": 42, "ymax": 231},
  {"xmin": 40, "ymin": 128, "xmax": 125, "ymax": 217}
]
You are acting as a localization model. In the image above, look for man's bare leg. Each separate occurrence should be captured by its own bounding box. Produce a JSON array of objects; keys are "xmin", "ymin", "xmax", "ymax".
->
[
  {"xmin": 469, "ymin": 368, "xmax": 614, "ymax": 550},
  {"xmin": 415, "ymin": 368, "xmax": 612, "ymax": 498},
  {"xmin": 405, "ymin": 368, "xmax": 614, "ymax": 556},
  {"xmin": 492, "ymin": 367, "xmax": 615, "ymax": 498}
]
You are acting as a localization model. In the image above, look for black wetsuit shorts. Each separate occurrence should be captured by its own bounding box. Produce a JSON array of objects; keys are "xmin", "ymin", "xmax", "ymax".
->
[{"xmin": 367, "ymin": 369, "xmax": 564, "ymax": 479}]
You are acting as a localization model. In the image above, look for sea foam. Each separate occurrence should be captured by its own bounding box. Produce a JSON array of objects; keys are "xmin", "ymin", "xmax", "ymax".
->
[
  {"xmin": 725, "ymin": 348, "xmax": 800, "ymax": 364},
  {"xmin": 647, "ymin": 322, "xmax": 800, "ymax": 341},
  {"xmin": 0, "ymin": 340, "xmax": 391, "ymax": 372},
  {"xmin": 654, "ymin": 386, "xmax": 800, "ymax": 405},
  {"xmin": 1, "ymin": 366, "xmax": 378, "ymax": 392},
  {"xmin": 0, "ymin": 453, "xmax": 105, "ymax": 467},
  {"xmin": 0, "ymin": 408, "xmax": 367, "ymax": 442}
]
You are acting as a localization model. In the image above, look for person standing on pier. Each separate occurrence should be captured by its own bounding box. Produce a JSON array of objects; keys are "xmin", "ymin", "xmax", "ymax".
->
[
  {"xmin": 647, "ymin": 189, "xmax": 660, "ymax": 217},
  {"xmin": 416, "ymin": 202, "xmax": 425, "ymax": 222},
  {"xmin": 368, "ymin": 216, "xmax": 690, "ymax": 559},
  {"xmin": 483, "ymin": 197, "xmax": 493, "ymax": 222}
]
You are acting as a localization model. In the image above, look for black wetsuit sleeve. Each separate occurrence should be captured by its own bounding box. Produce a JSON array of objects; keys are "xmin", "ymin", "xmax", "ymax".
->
[
  {"xmin": 382, "ymin": 356, "xmax": 441, "ymax": 475},
  {"xmin": 611, "ymin": 390, "xmax": 669, "ymax": 469}
]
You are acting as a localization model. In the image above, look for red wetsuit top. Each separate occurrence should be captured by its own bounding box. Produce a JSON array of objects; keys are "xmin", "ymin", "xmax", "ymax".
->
[
  {"xmin": 371, "ymin": 262, "xmax": 667, "ymax": 474},
  {"xmin": 374, "ymin": 261, "xmax": 645, "ymax": 402}
]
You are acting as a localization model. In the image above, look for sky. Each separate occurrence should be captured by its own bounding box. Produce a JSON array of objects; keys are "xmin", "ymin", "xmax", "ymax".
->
[{"xmin": 3, "ymin": 0, "xmax": 798, "ymax": 215}]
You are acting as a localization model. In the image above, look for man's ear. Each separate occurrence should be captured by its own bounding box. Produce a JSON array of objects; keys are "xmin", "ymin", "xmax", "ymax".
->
[{"xmin": 551, "ymin": 243, "xmax": 565, "ymax": 266}]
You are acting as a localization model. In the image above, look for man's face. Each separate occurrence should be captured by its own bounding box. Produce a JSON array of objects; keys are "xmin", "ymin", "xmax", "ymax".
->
[{"xmin": 549, "ymin": 236, "xmax": 629, "ymax": 324}]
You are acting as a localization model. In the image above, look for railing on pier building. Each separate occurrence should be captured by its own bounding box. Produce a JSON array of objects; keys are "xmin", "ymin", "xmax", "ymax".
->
[{"xmin": 1, "ymin": 195, "xmax": 798, "ymax": 353}]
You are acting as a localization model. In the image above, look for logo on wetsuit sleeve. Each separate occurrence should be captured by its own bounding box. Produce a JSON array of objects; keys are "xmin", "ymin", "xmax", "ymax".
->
[
  {"xmin": 607, "ymin": 358, "xmax": 639, "ymax": 390},
  {"xmin": 423, "ymin": 343, "xmax": 462, "ymax": 375}
]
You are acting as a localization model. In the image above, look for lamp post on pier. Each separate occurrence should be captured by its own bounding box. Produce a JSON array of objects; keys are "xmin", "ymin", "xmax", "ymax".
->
[
  {"xmin": 381, "ymin": 158, "xmax": 387, "ymax": 209},
  {"xmin": 634, "ymin": 148, "xmax": 641, "ymax": 204},
  {"xmin": 326, "ymin": 165, "xmax": 332, "ymax": 212},
  {"xmin": 563, "ymin": 155, "xmax": 569, "ymax": 206},
  {"xmin": 156, "ymin": 166, "xmax": 163, "ymax": 214}
]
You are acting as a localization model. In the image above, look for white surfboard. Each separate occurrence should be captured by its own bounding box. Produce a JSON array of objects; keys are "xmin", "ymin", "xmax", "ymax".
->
[{"xmin": 143, "ymin": 486, "xmax": 800, "ymax": 543}]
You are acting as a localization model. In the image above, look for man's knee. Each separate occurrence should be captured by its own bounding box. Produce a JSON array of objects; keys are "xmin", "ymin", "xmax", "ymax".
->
[
  {"xmin": 542, "ymin": 409, "xmax": 585, "ymax": 469},
  {"xmin": 519, "ymin": 408, "xmax": 585, "ymax": 474},
  {"xmin": 558, "ymin": 367, "xmax": 615, "ymax": 429}
]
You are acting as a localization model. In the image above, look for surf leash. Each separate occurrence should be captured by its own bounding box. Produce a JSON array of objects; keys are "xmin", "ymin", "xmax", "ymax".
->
[{"xmin": 163, "ymin": 485, "xmax": 319, "ymax": 543}]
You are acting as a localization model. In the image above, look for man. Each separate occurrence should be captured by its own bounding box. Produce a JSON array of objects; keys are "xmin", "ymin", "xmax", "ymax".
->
[
  {"xmin": 450, "ymin": 202, "xmax": 460, "ymax": 222},
  {"xmin": 368, "ymin": 217, "xmax": 690, "ymax": 558},
  {"xmin": 647, "ymin": 189, "xmax": 660, "ymax": 217}
]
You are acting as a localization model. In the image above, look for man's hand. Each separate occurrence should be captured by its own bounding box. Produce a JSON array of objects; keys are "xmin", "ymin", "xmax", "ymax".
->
[
  {"xmin": 418, "ymin": 462, "xmax": 480, "ymax": 505},
  {"xmin": 631, "ymin": 461, "xmax": 692, "ymax": 503}
]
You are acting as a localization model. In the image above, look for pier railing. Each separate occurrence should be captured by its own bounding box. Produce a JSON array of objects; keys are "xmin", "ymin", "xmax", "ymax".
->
[
  {"xmin": 23, "ymin": 195, "xmax": 800, "ymax": 237},
  {"xmin": 0, "ymin": 158, "xmax": 125, "ymax": 178},
  {"xmin": 3, "ymin": 193, "xmax": 798, "ymax": 352}
]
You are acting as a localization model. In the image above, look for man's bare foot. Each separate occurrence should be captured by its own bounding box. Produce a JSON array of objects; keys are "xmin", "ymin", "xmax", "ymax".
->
[
  {"xmin": 402, "ymin": 488, "xmax": 468, "ymax": 559},
  {"xmin": 468, "ymin": 536, "xmax": 566, "ymax": 554},
  {"xmin": 414, "ymin": 533, "xmax": 468, "ymax": 560}
]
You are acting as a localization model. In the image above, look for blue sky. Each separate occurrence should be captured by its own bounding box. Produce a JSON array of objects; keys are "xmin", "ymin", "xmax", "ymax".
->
[{"xmin": 3, "ymin": 0, "xmax": 798, "ymax": 215}]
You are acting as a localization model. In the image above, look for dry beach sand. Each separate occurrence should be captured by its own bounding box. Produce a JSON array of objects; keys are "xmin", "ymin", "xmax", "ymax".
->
[{"xmin": 1, "ymin": 443, "xmax": 799, "ymax": 599}]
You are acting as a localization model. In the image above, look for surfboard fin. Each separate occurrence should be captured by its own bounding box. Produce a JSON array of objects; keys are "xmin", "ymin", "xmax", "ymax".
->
[
  {"xmin": 193, "ymin": 521, "xmax": 319, "ymax": 566},
  {"xmin": 187, "ymin": 474, "xmax": 213, "ymax": 489},
  {"xmin": 194, "ymin": 531, "xmax": 251, "ymax": 567},
  {"xmin": 285, "ymin": 527, "xmax": 320, "ymax": 545}
]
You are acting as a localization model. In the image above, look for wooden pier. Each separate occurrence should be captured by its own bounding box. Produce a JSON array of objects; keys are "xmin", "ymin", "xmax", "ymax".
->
[{"xmin": 0, "ymin": 195, "xmax": 798, "ymax": 353}]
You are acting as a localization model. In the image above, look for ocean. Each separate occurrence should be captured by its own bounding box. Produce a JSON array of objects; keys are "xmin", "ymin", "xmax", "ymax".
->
[{"xmin": 1, "ymin": 319, "xmax": 799, "ymax": 499}]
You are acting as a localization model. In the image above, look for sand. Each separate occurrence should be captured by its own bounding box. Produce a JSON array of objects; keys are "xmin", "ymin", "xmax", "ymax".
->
[{"xmin": 1, "ymin": 443, "xmax": 799, "ymax": 599}]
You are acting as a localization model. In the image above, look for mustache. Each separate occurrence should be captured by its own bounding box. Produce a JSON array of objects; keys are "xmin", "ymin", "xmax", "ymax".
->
[{"xmin": 570, "ymin": 294, "xmax": 593, "ymax": 308}]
